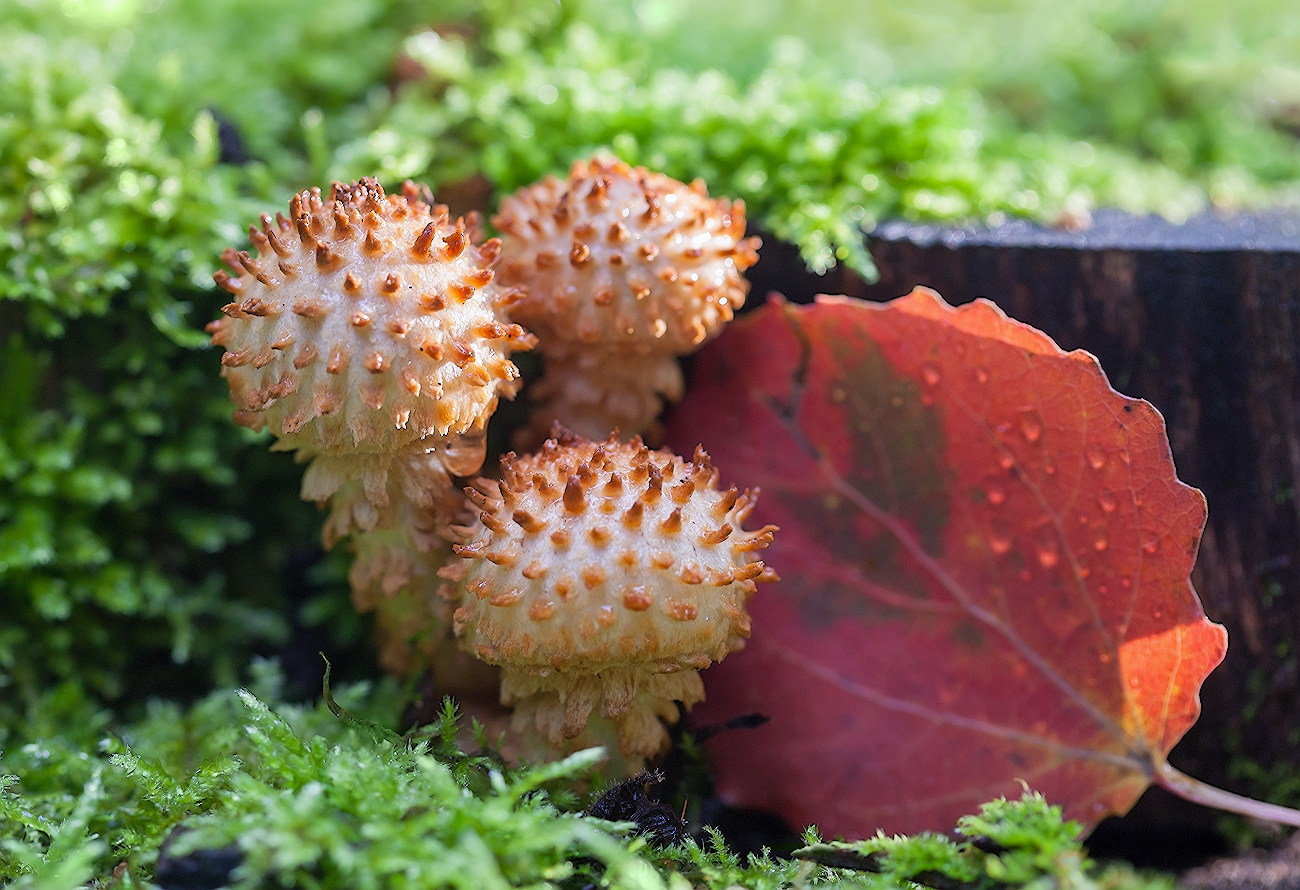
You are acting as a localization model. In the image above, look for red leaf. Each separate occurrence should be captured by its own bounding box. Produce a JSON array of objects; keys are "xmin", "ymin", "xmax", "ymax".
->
[{"xmin": 664, "ymin": 288, "xmax": 1228, "ymax": 838}]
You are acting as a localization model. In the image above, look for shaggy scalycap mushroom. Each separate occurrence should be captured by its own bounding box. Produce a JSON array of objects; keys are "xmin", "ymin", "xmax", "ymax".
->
[
  {"xmin": 347, "ymin": 479, "xmax": 461, "ymax": 615},
  {"xmin": 206, "ymin": 178, "xmax": 535, "ymax": 536},
  {"xmin": 439, "ymin": 428, "xmax": 777, "ymax": 757},
  {"xmin": 210, "ymin": 178, "xmax": 532, "ymax": 452},
  {"xmin": 493, "ymin": 155, "xmax": 760, "ymax": 440}
]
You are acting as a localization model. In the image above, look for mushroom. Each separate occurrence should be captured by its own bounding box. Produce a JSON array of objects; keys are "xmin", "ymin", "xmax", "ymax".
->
[
  {"xmin": 347, "ymin": 484, "xmax": 499, "ymax": 695},
  {"xmin": 346, "ymin": 482, "xmax": 457, "ymax": 671},
  {"xmin": 493, "ymin": 154, "xmax": 760, "ymax": 442},
  {"xmin": 206, "ymin": 178, "xmax": 535, "ymax": 540},
  {"xmin": 439, "ymin": 427, "xmax": 778, "ymax": 757},
  {"xmin": 207, "ymin": 179, "xmax": 538, "ymax": 683},
  {"xmin": 455, "ymin": 695, "xmax": 647, "ymax": 780}
]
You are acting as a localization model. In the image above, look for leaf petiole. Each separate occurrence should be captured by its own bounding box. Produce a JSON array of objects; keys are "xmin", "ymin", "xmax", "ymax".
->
[{"xmin": 1156, "ymin": 760, "xmax": 1300, "ymax": 826}]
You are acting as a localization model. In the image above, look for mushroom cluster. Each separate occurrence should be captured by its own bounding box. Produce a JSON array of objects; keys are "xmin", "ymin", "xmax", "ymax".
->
[
  {"xmin": 494, "ymin": 155, "xmax": 760, "ymax": 442},
  {"xmin": 210, "ymin": 158, "xmax": 774, "ymax": 765},
  {"xmin": 440, "ymin": 429, "xmax": 776, "ymax": 756}
]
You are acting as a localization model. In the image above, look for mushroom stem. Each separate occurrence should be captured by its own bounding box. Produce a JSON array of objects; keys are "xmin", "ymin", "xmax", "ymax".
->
[{"xmin": 516, "ymin": 348, "xmax": 685, "ymax": 448}]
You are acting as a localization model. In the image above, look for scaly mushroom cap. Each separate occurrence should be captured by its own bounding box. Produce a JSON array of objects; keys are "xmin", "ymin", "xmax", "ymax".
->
[
  {"xmin": 439, "ymin": 428, "xmax": 777, "ymax": 755},
  {"xmin": 493, "ymin": 155, "xmax": 760, "ymax": 354},
  {"xmin": 206, "ymin": 178, "xmax": 535, "ymax": 456}
]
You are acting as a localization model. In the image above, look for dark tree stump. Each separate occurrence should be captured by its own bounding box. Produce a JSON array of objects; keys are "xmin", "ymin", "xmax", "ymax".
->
[{"xmin": 744, "ymin": 210, "xmax": 1300, "ymax": 859}]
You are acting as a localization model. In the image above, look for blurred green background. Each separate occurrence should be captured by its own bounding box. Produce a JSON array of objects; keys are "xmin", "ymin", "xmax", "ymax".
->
[{"xmin": 3, "ymin": 0, "xmax": 1300, "ymax": 742}]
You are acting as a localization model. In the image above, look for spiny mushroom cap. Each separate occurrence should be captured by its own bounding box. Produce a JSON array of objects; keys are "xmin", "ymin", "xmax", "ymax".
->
[
  {"xmin": 207, "ymin": 178, "xmax": 535, "ymax": 455},
  {"xmin": 440, "ymin": 429, "xmax": 777, "ymax": 756},
  {"xmin": 442, "ymin": 428, "xmax": 776, "ymax": 675},
  {"xmin": 493, "ymin": 155, "xmax": 760, "ymax": 355}
]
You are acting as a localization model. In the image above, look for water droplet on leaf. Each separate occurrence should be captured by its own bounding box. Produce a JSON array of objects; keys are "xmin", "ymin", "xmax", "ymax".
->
[
  {"xmin": 1035, "ymin": 591, "xmax": 1082, "ymax": 638},
  {"xmin": 1018, "ymin": 409, "xmax": 1043, "ymax": 443},
  {"xmin": 1087, "ymin": 445, "xmax": 1107, "ymax": 470},
  {"xmin": 1037, "ymin": 540, "xmax": 1060, "ymax": 569}
]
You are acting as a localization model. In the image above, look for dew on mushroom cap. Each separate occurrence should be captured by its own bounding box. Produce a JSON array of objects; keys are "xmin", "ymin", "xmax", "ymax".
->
[{"xmin": 440, "ymin": 427, "xmax": 778, "ymax": 757}]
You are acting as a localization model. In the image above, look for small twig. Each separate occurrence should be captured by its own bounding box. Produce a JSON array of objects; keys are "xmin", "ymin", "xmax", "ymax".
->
[{"xmin": 692, "ymin": 713, "xmax": 770, "ymax": 742}]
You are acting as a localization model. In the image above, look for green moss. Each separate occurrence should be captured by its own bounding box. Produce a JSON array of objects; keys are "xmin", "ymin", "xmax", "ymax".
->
[
  {"xmin": 0, "ymin": 10, "xmax": 379, "ymax": 734},
  {"xmin": 795, "ymin": 794, "xmax": 1175, "ymax": 890},
  {"xmin": 0, "ymin": 667, "xmax": 1174, "ymax": 889},
  {"xmin": 326, "ymin": 2, "xmax": 1300, "ymax": 276}
]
